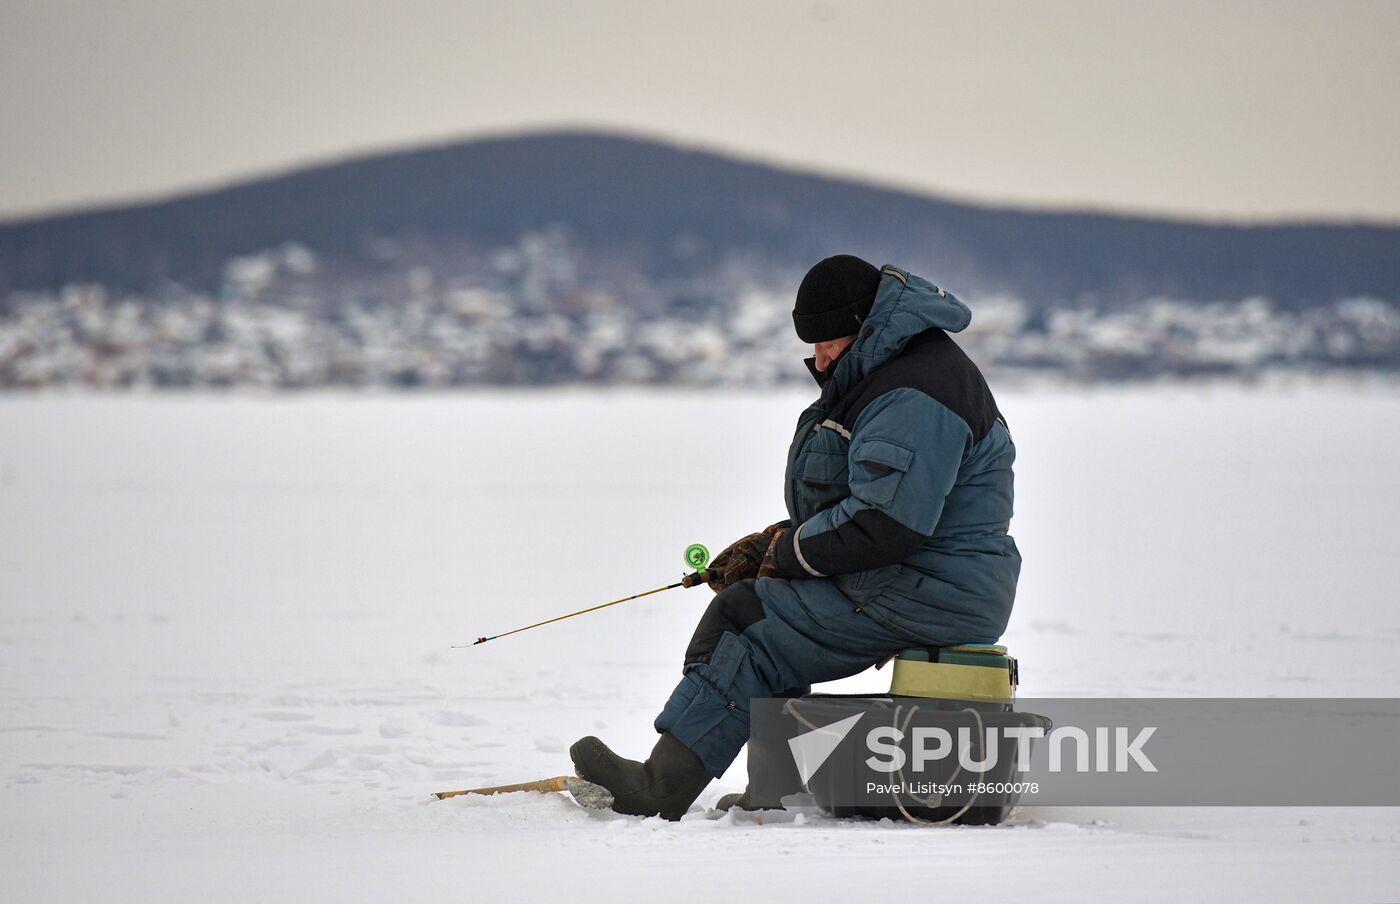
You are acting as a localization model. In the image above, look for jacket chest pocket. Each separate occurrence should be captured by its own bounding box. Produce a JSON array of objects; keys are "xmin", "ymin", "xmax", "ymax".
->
[
  {"xmin": 850, "ymin": 439, "xmax": 914, "ymax": 508},
  {"xmin": 797, "ymin": 450, "xmax": 848, "ymax": 487},
  {"xmin": 793, "ymin": 449, "xmax": 849, "ymax": 520}
]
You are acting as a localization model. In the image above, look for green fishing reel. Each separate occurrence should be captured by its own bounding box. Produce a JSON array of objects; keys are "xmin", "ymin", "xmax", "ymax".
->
[
  {"xmin": 681, "ymin": 543, "xmax": 710, "ymax": 587},
  {"xmin": 684, "ymin": 543, "xmax": 710, "ymax": 571}
]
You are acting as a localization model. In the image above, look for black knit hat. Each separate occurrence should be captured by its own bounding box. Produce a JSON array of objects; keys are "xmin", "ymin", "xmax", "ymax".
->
[{"xmin": 792, "ymin": 255, "xmax": 881, "ymax": 343}]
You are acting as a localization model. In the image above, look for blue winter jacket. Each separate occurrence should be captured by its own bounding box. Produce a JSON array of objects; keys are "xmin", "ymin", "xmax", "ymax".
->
[{"xmin": 758, "ymin": 265, "xmax": 1021, "ymax": 645}]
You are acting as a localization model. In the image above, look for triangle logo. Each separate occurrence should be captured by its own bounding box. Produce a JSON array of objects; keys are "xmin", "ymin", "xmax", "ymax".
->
[{"xmin": 787, "ymin": 712, "xmax": 864, "ymax": 785}]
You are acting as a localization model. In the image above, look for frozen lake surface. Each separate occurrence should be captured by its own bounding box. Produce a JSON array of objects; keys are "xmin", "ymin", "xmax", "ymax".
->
[{"xmin": 2, "ymin": 387, "xmax": 1398, "ymax": 901}]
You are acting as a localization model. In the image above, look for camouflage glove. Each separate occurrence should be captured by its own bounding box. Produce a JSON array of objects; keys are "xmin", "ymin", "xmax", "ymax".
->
[
  {"xmin": 706, "ymin": 521, "xmax": 790, "ymax": 593},
  {"xmin": 757, "ymin": 527, "xmax": 790, "ymax": 578}
]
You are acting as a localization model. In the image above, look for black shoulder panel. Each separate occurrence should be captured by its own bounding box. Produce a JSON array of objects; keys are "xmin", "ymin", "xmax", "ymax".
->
[{"xmin": 829, "ymin": 330, "xmax": 1003, "ymax": 442}]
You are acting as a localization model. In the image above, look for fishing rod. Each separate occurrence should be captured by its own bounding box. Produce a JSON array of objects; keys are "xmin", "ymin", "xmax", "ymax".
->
[{"xmin": 456, "ymin": 543, "xmax": 712, "ymax": 647}]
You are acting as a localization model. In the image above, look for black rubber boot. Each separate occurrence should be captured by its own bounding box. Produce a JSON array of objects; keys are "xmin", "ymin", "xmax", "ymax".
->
[
  {"xmin": 569, "ymin": 732, "xmax": 711, "ymax": 821},
  {"xmin": 714, "ymin": 730, "xmax": 804, "ymax": 812},
  {"xmin": 714, "ymin": 788, "xmax": 755, "ymax": 812}
]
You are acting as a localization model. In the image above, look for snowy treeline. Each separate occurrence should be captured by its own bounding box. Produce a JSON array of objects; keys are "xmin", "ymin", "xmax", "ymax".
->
[{"xmin": 3, "ymin": 239, "xmax": 1398, "ymax": 389}]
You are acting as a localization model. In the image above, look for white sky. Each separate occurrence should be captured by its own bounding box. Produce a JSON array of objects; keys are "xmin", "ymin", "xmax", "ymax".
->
[{"xmin": 1, "ymin": 0, "xmax": 1397, "ymax": 223}]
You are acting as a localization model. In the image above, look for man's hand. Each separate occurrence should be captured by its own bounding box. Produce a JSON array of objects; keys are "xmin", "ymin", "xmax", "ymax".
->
[
  {"xmin": 757, "ymin": 527, "xmax": 790, "ymax": 578},
  {"xmin": 706, "ymin": 521, "xmax": 789, "ymax": 592}
]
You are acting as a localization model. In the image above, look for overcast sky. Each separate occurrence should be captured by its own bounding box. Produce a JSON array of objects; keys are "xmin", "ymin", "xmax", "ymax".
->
[{"xmin": 1, "ymin": 0, "xmax": 1397, "ymax": 223}]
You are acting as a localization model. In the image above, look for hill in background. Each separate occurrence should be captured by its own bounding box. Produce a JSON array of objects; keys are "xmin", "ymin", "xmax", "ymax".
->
[{"xmin": 2, "ymin": 130, "xmax": 1398, "ymax": 388}]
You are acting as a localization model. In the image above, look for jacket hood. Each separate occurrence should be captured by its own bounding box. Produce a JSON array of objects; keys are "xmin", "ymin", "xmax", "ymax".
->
[{"xmin": 809, "ymin": 264, "xmax": 972, "ymax": 394}]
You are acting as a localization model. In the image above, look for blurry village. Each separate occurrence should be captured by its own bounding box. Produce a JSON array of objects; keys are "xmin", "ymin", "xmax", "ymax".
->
[{"xmin": 4, "ymin": 228, "xmax": 1399, "ymax": 390}]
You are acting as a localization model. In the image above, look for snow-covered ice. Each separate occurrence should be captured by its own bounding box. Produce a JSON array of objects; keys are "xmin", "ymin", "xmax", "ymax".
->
[{"xmin": 1, "ymin": 387, "xmax": 1398, "ymax": 901}]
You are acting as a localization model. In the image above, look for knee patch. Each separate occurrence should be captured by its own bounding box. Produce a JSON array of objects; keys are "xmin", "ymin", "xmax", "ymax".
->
[{"xmin": 684, "ymin": 579, "xmax": 766, "ymax": 663}]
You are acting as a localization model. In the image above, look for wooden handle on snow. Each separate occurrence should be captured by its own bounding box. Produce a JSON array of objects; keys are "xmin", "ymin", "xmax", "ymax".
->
[{"xmin": 433, "ymin": 775, "xmax": 572, "ymax": 800}]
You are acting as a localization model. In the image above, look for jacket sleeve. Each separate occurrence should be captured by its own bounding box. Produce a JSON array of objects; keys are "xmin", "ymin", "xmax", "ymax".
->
[{"xmin": 770, "ymin": 388, "xmax": 969, "ymax": 578}]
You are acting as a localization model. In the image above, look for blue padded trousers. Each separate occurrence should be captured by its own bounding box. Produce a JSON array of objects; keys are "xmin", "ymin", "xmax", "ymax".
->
[{"xmin": 654, "ymin": 577, "xmax": 916, "ymax": 778}]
